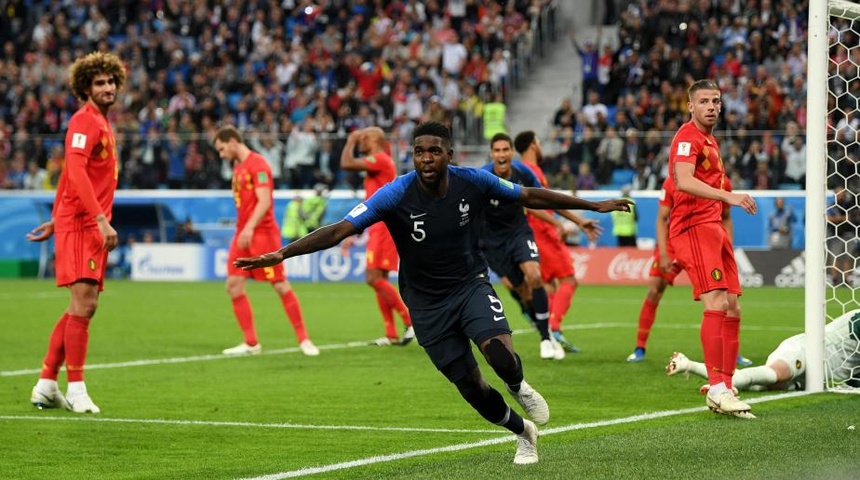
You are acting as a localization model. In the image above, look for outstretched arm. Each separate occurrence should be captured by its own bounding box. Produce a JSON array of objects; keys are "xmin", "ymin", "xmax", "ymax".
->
[
  {"xmin": 520, "ymin": 186, "xmax": 631, "ymax": 213},
  {"xmin": 234, "ymin": 220, "xmax": 359, "ymax": 270}
]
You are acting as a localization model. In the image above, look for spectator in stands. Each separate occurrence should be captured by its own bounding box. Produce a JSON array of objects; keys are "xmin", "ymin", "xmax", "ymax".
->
[
  {"xmin": 596, "ymin": 126, "xmax": 624, "ymax": 185},
  {"xmin": 569, "ymin": 28, "xmax": 601, "ymax": 101},
  {"xmin": 574, "ymin": 162, "xmax": 598, "ymax": 191},
  {"xmin": 284, "ymin": 120, "xmax": 319, "ymax": 189},
  {"xmin": 781, "ymin": 136, "xmax": 806, "ymax": 187},
  {"xmin": 581, "ymin": 90, "xmax": 608, "ymax": 129},
  {"xmin": 22, "ymin": 160, "xmax": 48, "ymax": 190},
  {"xmin": 752, "ymin": 160, "xmax": 774, "ymax": 190},
  {"xmin": 768, "ymin": 197, "xmax": 796, "ymax": 250},
  {"xmin": 175, "ymin": 218, "xmax": 204, "ymax": 244},
  {"xmin": 6, "ymin": 151, "xmax": 28, "ymax": 189}
]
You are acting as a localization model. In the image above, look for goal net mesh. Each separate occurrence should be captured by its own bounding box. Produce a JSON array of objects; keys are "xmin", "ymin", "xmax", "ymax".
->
[{"xmin": 825, "ymin": 0, "xmax": 860, "ymax": 392}]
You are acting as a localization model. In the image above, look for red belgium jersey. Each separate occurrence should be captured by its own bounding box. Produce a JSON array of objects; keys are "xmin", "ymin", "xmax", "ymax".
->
[
  {"xmin": 521, "ymin": 160, "xmax": 557, "ymax": 238},
  {"xmin": 231, "ymin": 151, "xmax": 278, "ymax": 232},
  {"xmin": 667, "ymin": 121, "xmax": 726, "ymax": 238},
  {"xmin": 53, "ymin": 102, "xmax": 118, "ymax": 232},
  {"xmin": 362, "ymin": 151, "xmax": 396, "ymax": 200}
]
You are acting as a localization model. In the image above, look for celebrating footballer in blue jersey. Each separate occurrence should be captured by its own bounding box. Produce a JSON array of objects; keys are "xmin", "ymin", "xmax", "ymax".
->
[{"xmin": 235, "ymin": 121, "xmax": 632, "ymax": 465}]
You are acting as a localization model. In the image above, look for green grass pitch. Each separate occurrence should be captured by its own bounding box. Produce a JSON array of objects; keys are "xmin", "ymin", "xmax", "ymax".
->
[{"xmin": 1, "ymin": 280, "xmax": 858, "ymax": 479}]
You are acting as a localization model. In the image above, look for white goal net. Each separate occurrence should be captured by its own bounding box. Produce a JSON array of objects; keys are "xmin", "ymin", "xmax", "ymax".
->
[{"xmin": 817, "ymin": 0, "xmax": 860, "ymax": 392}]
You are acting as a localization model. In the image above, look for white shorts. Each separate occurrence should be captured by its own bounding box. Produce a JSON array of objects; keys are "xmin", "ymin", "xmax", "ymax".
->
[{"xmin": 766, "ymin": 333, "xmax": 806, "ymax": 386}]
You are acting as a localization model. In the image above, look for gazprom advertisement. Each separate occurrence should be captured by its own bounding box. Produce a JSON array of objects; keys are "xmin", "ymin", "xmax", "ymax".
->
[{"xmin": 131, "ymin": 241, "xmax": 381, "ymax": 282}]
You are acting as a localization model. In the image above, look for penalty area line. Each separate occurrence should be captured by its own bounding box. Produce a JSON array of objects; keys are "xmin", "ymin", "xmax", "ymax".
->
[
  {"xmin": 0, "ymin": 323, "xmax": 798, "ymax": 377},
  {"xmin": 237, "ymin": 391, "xmax": 813, "ymax": 480},
  {"xmin": 0, "ymin": 415, "xmax": 503, "ymax": 434}
]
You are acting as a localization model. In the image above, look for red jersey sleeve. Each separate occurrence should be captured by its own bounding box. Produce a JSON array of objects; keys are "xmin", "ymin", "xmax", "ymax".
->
[
  {"xmin": 670, "ymin": 130, "xmax": 705, "ymax": 168},
  {"xmin": 249, "ymin": 156, "xmax": 274, "ymax": 190},
  {"xmin": 363, "ymin": 154, "xmax": 385, "ymax": 173}
]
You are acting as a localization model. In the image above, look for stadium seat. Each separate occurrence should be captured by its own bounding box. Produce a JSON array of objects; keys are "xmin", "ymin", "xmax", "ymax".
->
[{"xmin": 611, "ymin": 168, "xmax": 636, "ymax": 187}]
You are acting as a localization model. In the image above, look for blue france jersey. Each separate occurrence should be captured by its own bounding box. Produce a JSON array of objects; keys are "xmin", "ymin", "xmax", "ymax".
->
[
  {"xmin": 480, "ymin": 160, "xmax": 541, "ymax": 248},
  {"xmin": 345, "ymin": 165, "xmax": 522, "ymax": 306}
]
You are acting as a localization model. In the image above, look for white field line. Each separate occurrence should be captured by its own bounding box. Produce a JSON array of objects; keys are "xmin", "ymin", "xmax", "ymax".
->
[
  {"xmin": 0, "ymin": 323, "xmax": 800, "ymax": 378},
  {"xmin": 237, "ymin": 391, "xmax": 813, "ymax": 480},
  {"xmin": 0, "ymin": 415, "xmax": 502, "ymax": 434}
]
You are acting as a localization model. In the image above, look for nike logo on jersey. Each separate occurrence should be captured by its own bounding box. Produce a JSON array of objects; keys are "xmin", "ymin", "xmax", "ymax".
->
[
  {"xmin": 493, "ymin": 315, "xmax": 505, "ymax": 321},
  {"xmin": 410, "ymin": 213, "xmax": 427, "ymax": 219},
  {"xmin": 530, "ymin": 253, "xmax": 539, "ymax": 258}
]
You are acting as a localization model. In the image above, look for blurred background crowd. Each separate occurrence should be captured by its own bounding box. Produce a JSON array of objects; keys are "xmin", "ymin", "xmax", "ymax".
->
[{"xmin": 0, "ymin": 0, "xmax": 856, "ymax": 194}]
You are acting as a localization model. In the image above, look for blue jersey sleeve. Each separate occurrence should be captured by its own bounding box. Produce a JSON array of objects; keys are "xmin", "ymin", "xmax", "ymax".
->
[
  {"xmin": 511, "ymin": 161, "xmax": 542, "ymax": 188},
  {"xmin": 344, "ymin": 172, "xmax": 412, "ymax": 231},
  {"xmin": 451, "ymin": 165, "xmax": 521, "ymax": 201}
]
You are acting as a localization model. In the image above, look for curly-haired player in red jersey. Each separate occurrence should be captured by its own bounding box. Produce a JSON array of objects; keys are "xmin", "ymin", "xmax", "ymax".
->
[{"xmin": 27, "ymin": 52, "xmax": 127, "ymax": 414}]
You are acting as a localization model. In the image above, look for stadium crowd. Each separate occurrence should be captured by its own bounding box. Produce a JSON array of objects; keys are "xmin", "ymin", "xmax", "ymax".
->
[
  {"xmin": 0, "ymin": 0, "xmax": 554, "ymax": 190},
  {"xmin": 0, "ymin": 1, "xmax": 857, "ymax": 194},
  {"xmin": 542, "ymin": 0, "xmax": 855, "ymax": 193}
]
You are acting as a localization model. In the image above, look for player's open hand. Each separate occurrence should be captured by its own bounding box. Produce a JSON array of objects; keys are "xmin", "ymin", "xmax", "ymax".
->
[
  {"xmin": 594, "ymin": 199, "xmax": 634, "ymax": 213},
  {"xmin": 578, "ymin": 219, "xmax": 603, "ymax": 241},
  {"xmin": 234, "ymin": 251, "xmax": 284, "ymax": 270},
  {"xmin": 728, "ymin": 192, "xmax": 757, "ymax": 215},
  {"xmin": 26, "ymin": 220, "xmax": 55, "ymax": 242}
]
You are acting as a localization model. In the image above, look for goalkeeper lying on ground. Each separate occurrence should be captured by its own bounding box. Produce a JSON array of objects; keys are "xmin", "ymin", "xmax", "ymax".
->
[{"xmin": 667, "ymin": 310, "xmax": 860, "ymax": 391}]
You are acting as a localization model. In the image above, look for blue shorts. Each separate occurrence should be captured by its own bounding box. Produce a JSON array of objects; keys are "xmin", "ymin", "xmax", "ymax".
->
[
  {"xmin": 484, "ymin": 231, "xmax": 540, "ymax": 287},
  {"xmin": 413, "ymin": 277, "xmax": 512, "ymax": 382}
]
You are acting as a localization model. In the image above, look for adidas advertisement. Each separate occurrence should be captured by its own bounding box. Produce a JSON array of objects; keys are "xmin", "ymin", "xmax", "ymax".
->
[{"xmin": 734, "ymin": 249, "xmax": 805, "ymax": 288}]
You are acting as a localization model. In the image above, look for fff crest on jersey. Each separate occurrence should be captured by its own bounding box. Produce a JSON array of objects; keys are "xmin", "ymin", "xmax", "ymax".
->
[{"xmin": 458, "ymin": 199, "xmax": 470, "ymax": 226}]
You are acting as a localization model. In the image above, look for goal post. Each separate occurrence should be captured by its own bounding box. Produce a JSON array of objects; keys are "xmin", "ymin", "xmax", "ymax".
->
[
  {"xmin": 805, "ymin": 0, "xmax": 828, "ymax": 394},
  {"xmin": 807, "ymin": 0, "xmax": 860, "ymax": 393}
]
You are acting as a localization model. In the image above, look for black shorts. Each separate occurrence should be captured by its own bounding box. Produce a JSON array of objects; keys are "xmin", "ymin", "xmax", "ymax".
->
[
  {"xmin": 484, "ymin": 231, "xmax": 540, "ymax": 287},
  {"xmin": 413, "ymin": 277, "xmax": 512, "ymax": 382}
]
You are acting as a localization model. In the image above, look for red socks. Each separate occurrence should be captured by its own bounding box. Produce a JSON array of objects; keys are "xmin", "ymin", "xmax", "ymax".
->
[
  {"xmin": 280, "ymin": 290, "xmax": 308, "ymax": 343},
  {"xmin": 722, "ymin": 315, "xmax": 741, "ymax": 389},
  {"xmin": 549, "ymin": 282, "xmax": 576, "ymax": 331},
  {"xmin": 371, "ymin": 279, "xmax": 411, "ymax": 327},
  {"xmin": 636, "ymin": 299, "xmax": 658, "ymax": 349},
  {"xmin": 701, "ymin": 310, "xmax": 726, "ymax": 386},
  {"xmin": 64, "ymin": 314, "xmax": 91, "ymax": 382},
  {"xmin": 40, "ymin": 313, "xmax": 69, "ymax": 380},
  {"xmin": 375, "ymin": 292, "xmax": 398, "ymax": 339},
  {"xmin": 231, "ymin": 294, "xmax": 258, "ymax": 346}
]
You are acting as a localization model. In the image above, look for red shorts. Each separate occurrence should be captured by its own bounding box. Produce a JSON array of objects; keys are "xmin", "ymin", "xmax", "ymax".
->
[
  {"xmin": 534, "ymin": 229, "xmax": 574, "ymax": 283},
  {"xmin": 227, "ymin": 228, "xmax": 285, "ymax": 282},
  {"xmin": 670, "ymin": 222, "xmax": 741, "ymax": 301},
  {"xmin": 366, "ymin": 222, "xmax": 399, "ymax": 271},
  {"xmin": 648, "ymin": 247, "xmax": 684, "ymax": 285},
  {"xmin": 54, "ymin": 230, "xmax": 109, "ymax": 291}
]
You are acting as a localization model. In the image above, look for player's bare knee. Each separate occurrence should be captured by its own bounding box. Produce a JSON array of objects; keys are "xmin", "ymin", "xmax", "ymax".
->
[
  {"xmin": 365, "ymin": 268, "xmax": 384, "ymax": 286},
  {"xmin": 272, "ymin": 280, "xmax": 291, "ymax": 296},
  {"xmin": 226, "ymin": 276, "xmax": 246, "ymax": 297}
]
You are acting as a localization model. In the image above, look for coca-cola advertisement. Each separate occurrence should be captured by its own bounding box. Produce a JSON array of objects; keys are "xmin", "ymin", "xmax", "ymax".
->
[
  {"xmin": 567, "ymin": 248, "xmax": 692, "ymax": 286},
  {"xmin": 567, "ymin": 247, "xmax": 805, "ymax": 287}
]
